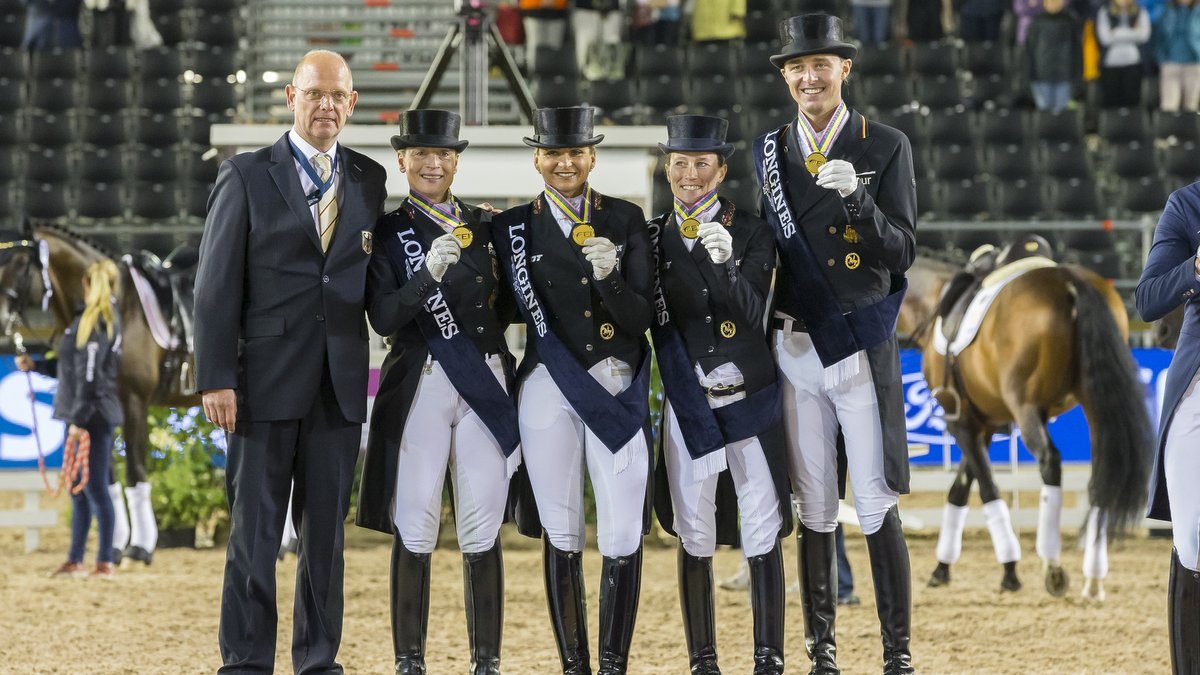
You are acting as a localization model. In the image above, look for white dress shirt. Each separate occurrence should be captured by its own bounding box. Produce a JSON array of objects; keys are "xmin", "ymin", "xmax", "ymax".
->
[{"xmin": 288, "ymin": 128, "xmax": 343, "ymax": 236}]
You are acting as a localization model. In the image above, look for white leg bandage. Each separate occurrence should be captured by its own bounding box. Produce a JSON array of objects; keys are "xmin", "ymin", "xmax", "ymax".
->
[
  {"xmin": 936, "ymin": 503, "xmax": 969, "ymax": 565},
  {"xmin": 1036, "ymin": 485, "xmax": 1063, "ymax": 563},
  {"xmin": 983, "ymin": 499, "xmax": 1021, "ymax": 564},
  {"xmin": 1082, "ymin": 506, "xmax": 1109, "ymax": 580},
  {"xmin": 108, "ymin": 482, "xmax": 130, "ymax": 552},
  {"xmin": 126, "ymin": 481, "xmax": 158, "ymax": 552}
]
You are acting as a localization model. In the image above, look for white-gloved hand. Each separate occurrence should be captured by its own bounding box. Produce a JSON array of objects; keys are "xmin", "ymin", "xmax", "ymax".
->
[
  {"xmin": 424, "ymin": 233, "xmax": 462, "ymax": 282},
  {"xmin": 815, "ymin": 159, "xmax": 859, "ymax": 197},
  {"xmin": 582, "ymin": 237, "xmax": 618, "ymax": 280},
  {"xmin": 697, "ymin": 221, "xmax": 733, "ymax": 264}
]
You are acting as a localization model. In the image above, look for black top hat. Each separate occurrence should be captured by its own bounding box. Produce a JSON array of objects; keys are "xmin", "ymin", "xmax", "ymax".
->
[
  {"xmin": 390, "ymin": 109, "xmax": 469, "ymax": 152},
  {"xmin": 770, "ymin": 14, "xmax": 858, "ymax": 68},
  {"xmin": 657, "ymin": 115, "xmax": 736, "ymax": 158},
  {"xmin": 522, "ymin": 106, "xmax": 605, "ymax": 149}
]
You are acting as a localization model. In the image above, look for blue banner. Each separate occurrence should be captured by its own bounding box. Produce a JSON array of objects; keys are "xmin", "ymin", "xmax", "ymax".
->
[
  {"xmin": 0, "ymin": 356, "xmax": 67, "ymax": 469},
  {"xmin": 902, "ymin": 347, "xmax": 1173, "ymax": 465}
]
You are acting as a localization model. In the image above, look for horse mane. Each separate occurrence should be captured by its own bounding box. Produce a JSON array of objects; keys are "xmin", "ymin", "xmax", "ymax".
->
[{"xmin": 29, "ymin": 222, "xmax": 119, "ymax": 260}]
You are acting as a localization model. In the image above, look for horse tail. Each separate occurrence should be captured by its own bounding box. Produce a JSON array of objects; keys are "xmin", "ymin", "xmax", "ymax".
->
[{"xmin": 1067, "ymin": 268, "xmax": 1153, "ymax": 535}]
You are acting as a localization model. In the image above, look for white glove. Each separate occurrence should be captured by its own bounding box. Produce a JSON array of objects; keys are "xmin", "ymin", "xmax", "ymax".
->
[
  {"xmin": 815, "ymin": 159, "xmax": 859, "ymax": 198},
  {"xmin": 582, "ymin": 237, "xmax": 618, "ymax": 280},
  {"xmin": 424, "ymin": 233, "xmax": 461, "ymax": 282},
  {"xmin": 697, "ymin": 222, "xmax": 732, "ymax": 264}
]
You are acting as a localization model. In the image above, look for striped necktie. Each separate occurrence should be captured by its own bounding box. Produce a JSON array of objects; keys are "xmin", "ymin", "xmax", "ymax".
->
[{"xmin": 312, "ymin": 153, "xmax": 338, "ymax": 252}]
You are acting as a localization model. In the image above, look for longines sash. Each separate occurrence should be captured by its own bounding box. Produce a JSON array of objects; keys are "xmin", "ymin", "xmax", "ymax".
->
[
  {"xmin": 648, "ymin": 216, "xmax": 782, "ymax": 482},
  {"xmin": 379, "ymin": 210, "xmax": 520, "ymax": 473},
  {"xmin": 753, "ymin": 125, "xmax": 907, "ymax": 380},
  {"xmin": 494, "ymin": 209, "xmax": 650, "ymax": 470}
]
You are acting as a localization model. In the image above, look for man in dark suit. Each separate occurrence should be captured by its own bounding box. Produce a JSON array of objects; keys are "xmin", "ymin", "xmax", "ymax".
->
[
  {"xmin": 194, "ymin": 50, "xmax": 388, "ymax": 674},
  {"xmin": 753, "ymin": 13, "xmax": 917, "ymax": 675}
]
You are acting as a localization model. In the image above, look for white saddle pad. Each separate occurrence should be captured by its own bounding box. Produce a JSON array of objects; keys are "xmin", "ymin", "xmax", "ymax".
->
[{"xmin": 932, "ymin": 257, "xmax": 1058, "ymax": 356}]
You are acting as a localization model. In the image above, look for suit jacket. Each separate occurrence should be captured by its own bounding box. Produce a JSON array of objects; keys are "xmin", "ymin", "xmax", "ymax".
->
[
  {"xmin": 356, "ymin": 199, "xmax": 516, "ymax": 534},
  {"xmin": 1134, "ymin": 181, "xmax": 1200, "ymax": 521},
  {"xmin": 767, "ymin": 109, "xmax": 918, "ymax": 493},
  {"xmin": 194, "ymin": 133, "xmax": 387, "ymax": 424},
  {"xmin": 493, "ymin": 191, "xmax": 654, "ymax": 376}
]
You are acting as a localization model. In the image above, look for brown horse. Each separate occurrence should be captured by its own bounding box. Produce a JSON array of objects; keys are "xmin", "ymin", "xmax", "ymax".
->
[
  {"xmin": 0, "ymin": 225, "xmax": 199, "ymax": 562},
  {"xmin": 903, "ymin": 253, "xmax": 1153, "ymax": 600}
]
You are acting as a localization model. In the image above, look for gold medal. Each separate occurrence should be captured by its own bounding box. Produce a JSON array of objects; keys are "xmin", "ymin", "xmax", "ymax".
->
[
  {"xmin": 600, "ymin": 322, "xmax": 615, "ymax": 340},
  {"xmin": 842, "ymin": 224, "xmax": 860, "ymax": 244},
  {"xmin": 680, "ymin": 218, "xmax": 700, "ymax": 239},
  {"xmin": 845, "ymin": 252, "xmax": 861, "ymax": 270},
  {"xmin": 720, "ymin": 321, "xmax": 736, "ymax": 338},
  {"xmin": 571, "ymin": 223, "xmax": 594, "ymax": 247},
  {"xmin": 805, "ymin": 152, "xmax": 827, "ymax": 176},
  {"xmin": 452, "ymin": 225, "xmax": 473, "ymax": 248}
]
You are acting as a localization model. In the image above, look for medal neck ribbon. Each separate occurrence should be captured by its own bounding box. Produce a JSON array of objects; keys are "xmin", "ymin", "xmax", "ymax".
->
[
  {"xmin": 673, "ymin": 188, "xmax": 719, "ymax": 225},
  {"xmin": 797, "ymin": 101, "xmax": 849, "ymax": 159},
  {"xmin": 544, "ymin": 183, "xmax": 592, "ymax": 224},
  {"xmin": 407, "ymin": 191, "xmax": 465, "ymax": 232}
]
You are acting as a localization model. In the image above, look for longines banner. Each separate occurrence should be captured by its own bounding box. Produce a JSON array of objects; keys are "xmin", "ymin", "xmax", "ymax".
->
[{"xmin": 0, "ymin": 350, "xmax": 1177, "ymax": 469}]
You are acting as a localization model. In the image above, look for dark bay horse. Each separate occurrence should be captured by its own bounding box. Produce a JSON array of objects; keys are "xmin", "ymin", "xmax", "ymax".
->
[
  {"xmin": 0, "ymin": 225, "xmax": 199, "ymax": 561},
  {"xmin": 902, "ymin": 253, "xmax": 1153, "ymax": 601}
]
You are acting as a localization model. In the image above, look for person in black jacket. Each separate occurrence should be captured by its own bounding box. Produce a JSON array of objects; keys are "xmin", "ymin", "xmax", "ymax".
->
[
  {"xmin": 492, "ymin": 106, "xmax": 654, "ymax": 675},
  {"xmin": 355, "ymin": 110, "xmax": 517, "ymax": 675},
  {"xmin": 1025, "ymin": 0, "xmax": 1083, "ymax": 112},
  {"xmin": 648, "ymin": 115, "xmax": 792, "ymax": 675},
  {"xmin": 21, "ymin": 260, "xmax": 123, "ymax": 578}
]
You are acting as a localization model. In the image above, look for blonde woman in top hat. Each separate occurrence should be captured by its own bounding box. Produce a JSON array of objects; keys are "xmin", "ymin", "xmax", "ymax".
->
[
  {"xmin": 356, "ymin": 109, "xmax": 519, "ymax": 675},
  {"xmin": 647, "ymin": 114, "xmax": 793, "ymax": 675},
  {"xmin": 491, "ymin": 106, "xmax": 654, "ymax": 675},
  {"xmin": 753, "ymin": 13, "xmax": 918, "ymax": 675}
]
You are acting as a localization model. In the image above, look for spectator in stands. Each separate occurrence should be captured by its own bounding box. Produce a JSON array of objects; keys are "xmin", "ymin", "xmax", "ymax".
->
[
  {"xmin": 1026, "ymin": 0, "xmax": 1083, "ymax": 112},
  {"xmin": 1096, "ymin": 0, "xmax": 1152, "ymax": 107},
  {"xmin": 1015, "ymin": 0, "xmax": 1046, "ymax": 43},
  {"xmin": 958, "ymin": 0, "xmax": 1006, "ymax": 41},
  {"xmin": 574, "ymin": 0, "xmax": 625, "ymax": 79},
  {"xmin": 20, "ymin": 0, "xmax": 82, "ymax": 51},
  {"xmin": 852, "ymin": 0, "xmax": 895, "ymax": 45},
  {"xmin": 21, "ymin": 260, "xmax": 124, "ymax": 579},
  {"xmin": 518, "ymin": 0, "xmax": 570, "ymax": 68},
  {"xmin": 906, "ymin": 0, "xmax": 948, "ymax": 41},
  {"xmin": 1155, "ymin": 0, "xmax": 1200, "ymax": 111},
  {"xmin": 631, "ymin": 0, "xmax": 682, "ymax": 46},
  {"xmin": 87, "ymin": 0, "xmax": 130, "ymax": 48},
  {"xmin": 691, "ymin": 0, "xmax": 746, "ymax": 42}
]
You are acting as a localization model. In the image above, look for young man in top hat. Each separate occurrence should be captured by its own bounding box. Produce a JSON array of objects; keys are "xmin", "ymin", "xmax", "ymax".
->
[
  {"xmin": 492, "ymin": 106, "xmax": 654, "ymax": 675},
  {"xmin": 356, "ymin": 109, "xmax": 518, "ymax": 675},
  {"xmin": 195, "ymin": 50, "xmax": 389, "ymax": 673},
  {"xmin": 752, "ymin": 13, "xmax": 918, "ymax": 675},
  {"xmin": 648, "ymin": 114, "xmax": 793, "ymax": 675}
]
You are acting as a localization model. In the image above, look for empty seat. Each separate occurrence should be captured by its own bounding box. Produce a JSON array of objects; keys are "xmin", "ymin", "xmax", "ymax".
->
[
  {"xmin": 911, "ymin": 41, "xmax": 959, "ymax": 77},
  {"xmin": 1097, "ymin": 108, "xmax": 1149, "ymax": 145},
  {"xmin": 744, "ymin": 10, "xmax": 777, "ymax": 44},
  {"xmin": 585, "ymin": 79, "xmax": 634, "ymax": 123},
  {"xmin": 687, "ymin": 41, "xmax": 738, "ymax": 78},
  {"xmin": 85, "ymin": 78, "xmax": 131, "ymax": 112},
  {"xmin": 134, "ymin": 147, "xmax": 181, "ymax": 181},
  {"xmin": 138, "ymin": 77, "xmax": 183, "ymax": 112},
  {"xmin": 1062, "ymin": 228, "xmax": 1115, "ymax": 251},
  {"xmin": 1040, "ymin": 142, "xmax": 1091, "ymax": 180},
  {"xmin": 1105, "ymin": 141, "xmax": 1158, "ymax": 180},
  {"xmin": 926, "ymin": 110, "xmax": 974, "ymax": 145},
  {"xmin": 132, "ymin": 181, "xmax": 179, "ymax": 221},
  {"xmin": 1114, "ymin": 177, "xmax": 1168, "ymax": 215},
  {"xmin": 878, "ymin": 110, "xmax": 926, "ymax": 148},
  {"xmin": 0, "ymin": 112, "xmax": 21, "ymax": 146},
  {"xmin": 0, "ymin": 47, "xmax": 25, "ymax": 80},
  {"xmin": 719, "ymin": 179, "xmax": 762, "ymax": 212},
  {"xmin": 929, "ymin": 144, "xmax": 980, "ymax": 181},
  {"xmin": 725, "ymin": 149, "xmax": 756, "ymax": 181},
  {"xmin": 0, "ymin": 13, "xmax": 22, "ymax": 49},
  {"xmin": 136, "ymin": 113, "xmax": 182, "ymax": 147},
  {"xmin": 634, "ymin": 43, "xmax": 684, "ymax": 78},
  {"xmin": 964, "ymin": 42, "xmax": 1006, "ymax": 77},
  {"xmin": 26, "ymin": 182, "xmax": 68, "ymax": 220},
  {"xmin": 915, "ymin": 177, "xmax": 935, "ymax": 216},
  {"xmin": 530, "ymin": 74, "xmax": 580, "ymax": 109},
  {"xmin": 193, "ymin": 13, "xmax": 239, "ymax": 46},
  {"xmin": 859, "ymin": 75, "xmax": 913, "ymax": 113},
  {"xmin": 192, "ymin": 79, "xmax": 237, "ymax": 114},
  {"xmin": 0, "ymin": 77, "xmax": 22, "ymax": 113},
  {"xmin": 26, "ymin": 148, "xmax": 69, "ymax": 183},
  {"xmin": 530, "ymin": 46, "xmax": 576, "ymax": 78},
  {"xmin": 82, "ymin": 113, "xmax": 128, "ymax": 147},
  {"xmin": 80, "ymin": 148, "xmax": 127, "ymax": 183},
  {"xmin": 78, "ymin": 182, "xmax": 124, "ymax": 220},
  {"xmin": 0, "ymin": 146, "xmax": 16, "ymax": 182},
  {"xmin": 978, "ymin": 108, "xmax": 1027, "ymax": 147},
  {"xmin": 187, "ymin": 181, "xmax": 214, "ymax": 219},
  {"xmin": 984, "ymin": 144, "xmax": 1036, "ymax": 182},
  {"xmin": 853, "ymin": 45, "xmax": 904, "ymax": 78},
  {"xmin": 915, "ymin": 75, "xmax": 963, "ymax": 110},
  {"xmin": 191, "ymin": 47, "xmax": 240, "ymax": 79},
  {"xmin": 1049, "ymin": 178, "xmax": 1101, "ymax": 218},
  {"xmin": 1033, "ymin": 109, "xmax": 1083, "ymax": 144},
  {"xmin": 932, "ymin": 179, "xmax": 986, "ymax": 220},
  {"xmin": 89, "ymin": 47, "xmax": 133, "ymax": 79},
  {"xmin": 742, "ymin": 42, "xmax": 779, "ymax": 76},
  {"xmin": 685, "ymin": 74, "xmax": 738, "ymax": 113},
  {"xmin": 188, "ymin": 114, "xmax": 216, "ymax": 145},
  {"xmin": 153, "ymin": 11, "xmax": 185, "ymax": 45},
  {"xmin": 1154, "ymin": 111, "xmax": 1200, "ymax": 144},
  {"xmin": 1161, "ymin": 143, "xmax": 1200, "ymax": 182},
  {"xmin": 28, "ymin": 113, "xmax": 74, "ymax": 148},
  {"xmin": 31, "ymin": 48, "xmax": 80, "ymax": 80},
  {"xmin": 139, "ymin": 47, "xmax": 182, "ymax": 80},
  {"xmin": 744, "ymin": 74, "xmax": 791, "ymax": 109},
  {"xmin": 969, "ymin": 74, "xmax": 1011, "ymax": 106},
  {"xmin": 190, "ymin": 154, "xmax": 219, "ymax": 183},
  {"xmin": 639, "ymin": 75, "xmax": 685, "ymax": 118},
  {"xmin": 30, "ymin": 78, "xmax": 73, "ymax": 112},
  {"xmin": 992, "ymin": 180, "xmax": 1046, "ymax": 219}
]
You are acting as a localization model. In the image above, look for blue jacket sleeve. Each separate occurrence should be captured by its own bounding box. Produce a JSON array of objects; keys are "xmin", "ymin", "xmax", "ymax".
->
[{"xmin": 1135, "ymin": 190, "xmax": 1200, "ymax": 322}]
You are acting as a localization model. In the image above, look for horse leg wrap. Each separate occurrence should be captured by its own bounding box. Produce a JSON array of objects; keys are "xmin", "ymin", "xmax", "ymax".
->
[
  {"xmin": 982, "ymin": 499, "xmax": 1021, "ymax": 564},
  {"xmin": 109, "ymin": 482, "xmax": 131, "ymax": 552},
  {"xmin": 1036, "ymin": 486, "xmax": 1063, "ymax": 563},
  {"xmin": 1082, "ymin": 506, "xmax": 1108, "ymax": 580},
  {"xmin": 126, "ymin": 481, "xmax": 158, "ymax": 552},
  {"xmin": 935, "ymin": 504, "xmax": 969, "ymax": 565}
]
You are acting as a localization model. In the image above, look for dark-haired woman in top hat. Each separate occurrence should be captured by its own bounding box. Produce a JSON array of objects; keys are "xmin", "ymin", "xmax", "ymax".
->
[
  {"xmin": 648, "ymin": 115, "xmax": 793, "ymax": 675},
  {"xmin": 753, "ymin": 13, "xmax": 918, "ymax": 675},
  {"xmin": 492, "ymin": 106, "xmax": 654, "ymax": 675},
  {"xmin": 356, "ymin": 109, "xmax": 519, "ymax": 675}
]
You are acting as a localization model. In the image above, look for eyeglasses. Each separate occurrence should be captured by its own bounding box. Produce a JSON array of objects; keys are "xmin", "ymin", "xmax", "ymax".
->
[{"xmin": 293, "ymin": 86, "xmax": 352, "ymax": 105}]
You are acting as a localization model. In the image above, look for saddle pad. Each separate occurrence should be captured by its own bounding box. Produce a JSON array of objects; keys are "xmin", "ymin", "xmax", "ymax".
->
[
  {"xmin": 126, "ymin": 262, "xmax": 178, "ymax": 351},
  {"xmin": 933, "ymin": 256, "xmax": 1057, "ymax": 356}
]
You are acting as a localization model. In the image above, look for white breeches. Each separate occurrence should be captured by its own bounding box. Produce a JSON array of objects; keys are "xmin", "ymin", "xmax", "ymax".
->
[
  {"xmin": 393, "ymin": 355, "xmax": 513, "ymax": 555},
  {"xmin": 519, "ymin": 359, "xmax": 649, "ymax": 557},
  {"xmin": 1165, "ymin": 371, "xmax": 1200, "ymax": 572},
  {"xmin": 775, "ymin": 330, "xmax": 898, "ymax": 535}
]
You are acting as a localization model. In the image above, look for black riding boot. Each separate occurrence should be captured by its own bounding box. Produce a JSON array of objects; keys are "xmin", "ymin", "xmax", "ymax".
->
[
  {"xmin": 865, "ymin": 508, "xmax": 915, "ymax": 675},
  {"xmin": 463, "ymin": 541, "xmax": 504, "ymax": 674},
  {"xmin": 799, "ymin": 526, "xmax": 838, "ymax": 675},
  {"xmin": 678, "ymin": 549, "xmax": 720, "ymax": 674},
  {"xmin": 391, "ymin": 536, "xmax": 431, "ymax": 675},
  {"xmin": 748, "ymin": 541, "xmax": 785, "ymax": 675},
  {"xmin": 544, "ymin": 539, "xmax": 591, "ymax": 674},
  {"xmin": 1170, "ymin": 548, "xmax": 1200, "ymax": 674},
  {"xmin": 597, "ymin": 546, "xmax": 643, "ymax": 674}
]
